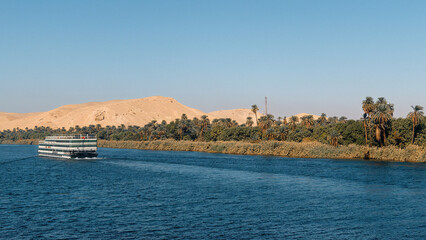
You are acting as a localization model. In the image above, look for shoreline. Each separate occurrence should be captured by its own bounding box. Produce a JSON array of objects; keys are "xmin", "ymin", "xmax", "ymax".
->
[
  {"xmin": 97, "ymin": 140, "xmax": 425, "ymax": 163},
  {"xmin": 2, "ymin": 139, "xmax": 425, "ymax": 162}
]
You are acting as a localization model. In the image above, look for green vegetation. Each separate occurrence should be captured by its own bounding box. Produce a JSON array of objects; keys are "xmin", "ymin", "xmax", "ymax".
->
[
  {"xmin": 1, "ymin": 97, "xmax": 425, "ymax": 161},
  {"xmin": 97, "ymin": 140, "xmax": 425, "ymax": 162}
]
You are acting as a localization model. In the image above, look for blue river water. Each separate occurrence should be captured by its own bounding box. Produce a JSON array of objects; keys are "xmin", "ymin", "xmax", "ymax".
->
[{"xmin": 0, "ymin": 145, "xmax": 425, "ymax": 239}]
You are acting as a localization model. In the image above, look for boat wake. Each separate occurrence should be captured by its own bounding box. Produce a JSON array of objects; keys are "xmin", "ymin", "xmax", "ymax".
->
[
  {"xmin": 0, "ymin": 156, "xmax": 35, "ymax": 165},
  {"xmin": 74, "ymin": 157, "xmax": 106, "ymax": 160}
]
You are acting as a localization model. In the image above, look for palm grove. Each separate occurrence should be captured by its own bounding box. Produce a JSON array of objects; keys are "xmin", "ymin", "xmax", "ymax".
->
[{"xmin": 1, "ymin": 97, "xmax": 425, "ymax": 148}]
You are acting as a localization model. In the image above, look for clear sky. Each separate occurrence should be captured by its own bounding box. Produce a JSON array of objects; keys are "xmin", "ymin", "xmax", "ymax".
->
[{"xmin": 1, "ymin": 0, "xmax": 425, "ymax": 119}]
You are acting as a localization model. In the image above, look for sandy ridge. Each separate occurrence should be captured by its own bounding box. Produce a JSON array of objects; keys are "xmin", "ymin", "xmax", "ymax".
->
[{"xmin": 0, "ymin": 96, "xmax": 260, "ymax": 130}]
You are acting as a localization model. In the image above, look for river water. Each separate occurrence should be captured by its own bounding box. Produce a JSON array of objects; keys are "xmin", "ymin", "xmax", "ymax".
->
[{"xmin": 0, "ymin": 145, "xmax": 425, "ymax": 239}]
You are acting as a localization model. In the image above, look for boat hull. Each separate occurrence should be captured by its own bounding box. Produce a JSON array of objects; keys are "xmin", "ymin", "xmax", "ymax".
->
[{"xmin": 38, "ymin": 151, "xmax": 98, "ymax": 159}]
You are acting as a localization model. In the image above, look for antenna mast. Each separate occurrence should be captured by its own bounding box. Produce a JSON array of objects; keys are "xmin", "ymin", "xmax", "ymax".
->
[{"xmin": 265, "ymin": 96, "xmax": 268, "ymax": 115}]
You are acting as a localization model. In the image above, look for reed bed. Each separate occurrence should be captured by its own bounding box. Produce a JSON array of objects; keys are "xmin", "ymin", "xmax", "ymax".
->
[
  {"xmin": 98, "ymin": 140, "xmax": 426, "ymax": 163},
  {"xmin": 0, "ymin": 139, "xmax": 40, "ymax": 145}
]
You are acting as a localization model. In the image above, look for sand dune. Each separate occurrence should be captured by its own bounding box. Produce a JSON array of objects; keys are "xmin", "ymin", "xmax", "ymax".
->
[
  {"xmin": 291, "ymin": 113, "xmax": 322, "ymax": 121},
  {"xmin": 0, "ymin": 96, "xmax": 259, "ymax": 130},
  {"xmin": 208, "ymin": 109, "xmax": 259, "ymax": 125},
  {"xmin": 1, "ymin": 96, "xmax": 321, "ymax": 130}
]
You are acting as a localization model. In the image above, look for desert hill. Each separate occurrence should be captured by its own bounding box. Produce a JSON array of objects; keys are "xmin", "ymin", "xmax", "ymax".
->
[
  {"xmin": 291, "ymin": 113, "xmax": 322, "ymax": 122},
  {"xmin": 208, "ymin": 109, "xmax": 260, "ymax": 125},
  {"xmin": 0, "ymin": 96, "xmax": 260, "ymax": 131}
]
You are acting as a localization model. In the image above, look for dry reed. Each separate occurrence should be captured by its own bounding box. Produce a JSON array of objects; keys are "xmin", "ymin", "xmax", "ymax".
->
[{"xmin": 98, "ymin": 140, "xmax": 426, "ymax": 163}]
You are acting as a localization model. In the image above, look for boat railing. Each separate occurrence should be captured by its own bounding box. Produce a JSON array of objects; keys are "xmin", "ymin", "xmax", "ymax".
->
[{"xmin": 45, "ymin": 134, "xmax": 97, "ymax": 140}]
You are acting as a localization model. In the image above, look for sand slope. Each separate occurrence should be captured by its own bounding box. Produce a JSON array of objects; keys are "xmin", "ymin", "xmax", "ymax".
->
[
  {"xmin": 208, "ymin": 109, "xmax": 259, "ymax": 125},
  {"xmin": 291, "ymin": 113, "xmax": 322, "ymax": 122},
  {"xmin": 0, "ymin": 96, "xmax": 260, "ymax": 130}
]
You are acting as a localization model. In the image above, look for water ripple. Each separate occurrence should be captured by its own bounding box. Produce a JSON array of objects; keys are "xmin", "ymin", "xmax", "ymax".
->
[{"xmin": 0, "ymin": 145, "xmax": 425, "ymax": 239}]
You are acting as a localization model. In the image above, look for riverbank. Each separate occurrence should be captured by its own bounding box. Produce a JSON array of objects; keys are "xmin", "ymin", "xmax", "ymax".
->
[
  {"xmin": 98, "ymin": 140, "xmax": 426, "ymax": 163},
  {"xmin": 0, "ymin": 139, "xmax": 39, "ymax": 145},
  {"xmin": 1, "ymin": 139, "xmax": 425, "ymax": 162}
]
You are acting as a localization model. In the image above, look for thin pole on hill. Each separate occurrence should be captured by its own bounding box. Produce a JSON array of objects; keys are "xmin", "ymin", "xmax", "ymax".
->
[{"xmin": 265, "ymin": 96, "xmax": 268, "ymax": 115}]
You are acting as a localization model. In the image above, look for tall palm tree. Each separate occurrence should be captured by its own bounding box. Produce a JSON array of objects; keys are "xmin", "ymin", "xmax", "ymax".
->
[
  {"xmin": 361, "ymin": 113, "xmax": 369, "ymax": 144},
  {"xmin": 362, "ymin": 97, "xmax": 375, "ymax": 115},
  {"xmin": 371, "ymin": 103, "xmax": 393, "ymax": 147},
  {"xmin": 362, "ymin": 96, "xmax": 375, "ymax": 145},
  {"xmin": 407, "ymin": 105, "xmax": 424, "ymax": 144},
  {"xmin": 251, "ymin": 104, "xmax": 259, "ymax": 126}
]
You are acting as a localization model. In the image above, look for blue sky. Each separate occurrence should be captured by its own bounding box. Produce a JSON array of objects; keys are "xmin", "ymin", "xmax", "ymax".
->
[{"xmin": 1, "ymin": 0, "xmax": 425, "ymax": 119}]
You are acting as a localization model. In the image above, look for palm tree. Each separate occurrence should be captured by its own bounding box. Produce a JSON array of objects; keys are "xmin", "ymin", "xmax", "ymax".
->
[
  {"xmin": 339, "ymin": 116, "xmax": 347, "ymax": 123},
  {"xmin": 371, "ymin": 103, "xmax": 393, "ymax": 147},
  {"xmin": 289, "ymin": 116, "xmax": 299, "ymax": 131},
  {"xmin": 258, "ymin": 116, "xmax": 271, "ymax": 134},
  {"xmin": 319, "ymin": 113, "xmax": 327, "ymax": 126},
  {"xmin": 362, "ymin": 96, "xmax": 375, "ymax": 145},
  {"xmin": 278, "ymin": 126, "xmax": 288, "ymax": 141},
  {"xmin": 407, "ymin": 105, "xmax": 424, "ymax": 144},
  {"xmin": 266, "ymin": 128, "xmax": 275, "ymax": 140},
  {"xmin": 251, "ymin": 104, "xmax": 259, "ymax": 126},
  {"xmin": 283, "ymin": 116, "xmax": 287, "ymax": 125},
  {"xmin": 328, "ymin": 130, "xmax": 340, "ymax": 147},
  {"xmin": 266, "ymin": 114, "xmax": 275, "ymax": 126},
  {"xmin": 362, "ymin": 97, "xmax": 375, "ymax": 115},
  {"xmin": 301, "ymin": 115, "xmax": 314, "ymax": 129},
  {"xmin": 199, "ymin": 115, "xmax": 210, "ymax": 139},
  {"xmin": 246, "ymin": 116, "xmax": 254, "ymax": 127},
  {"xmin": 178, "ymin": 119, "xmax": 186, "ymax": 140},
  {"xmin": 328, "ymin": 116, "xmax": 338, "ymax": 124},
  {"xmin": 156, "ymin": 125, "xmax": 166, "ymax": 140},
  {"xmin": 225, "ymin": 118, "xmax": 234, "ymax": 128},
  {"xmin": 376, "ymin": 97, "xmax": 387, "ymax": 105}
]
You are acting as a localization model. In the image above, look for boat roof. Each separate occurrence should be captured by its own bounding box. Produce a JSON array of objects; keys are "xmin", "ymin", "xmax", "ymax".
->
[{"xmin": 45, "ymin": 135, "xmax": 97, "ymax": 140}]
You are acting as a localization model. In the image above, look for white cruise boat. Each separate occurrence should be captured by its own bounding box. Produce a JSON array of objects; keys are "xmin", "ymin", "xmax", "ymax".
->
[{"xmin": 38, "ymin": 135, "xmax": 98, "ymax": 159}]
